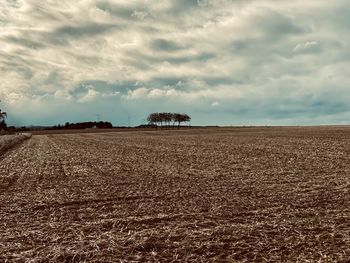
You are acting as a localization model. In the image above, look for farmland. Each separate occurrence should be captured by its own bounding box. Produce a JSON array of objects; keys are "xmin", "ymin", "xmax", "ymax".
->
[
  {"xmin": 0, "ymin": 133, "xmax": 31, "ymax": 154},
  {"xmin": 0, "ymin": 127, "xmax": 349, "ymax": 262}
]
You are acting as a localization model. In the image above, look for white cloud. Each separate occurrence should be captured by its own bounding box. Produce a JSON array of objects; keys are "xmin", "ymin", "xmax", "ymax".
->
[
  {"xmin": 125, "ymin": 87, "xmax": 178, "ymax": 100},
  {"xmin": 293, "ymin": 41, "xmax": 319, "ymax": 53},
  {"xmin": 131, "ymin": 10, "xmax": 148, "ymax": 20},
  {"xmin": 77, "ymin": 88, "xmax": 100, "ymax": 103},
  {"xmin": 211, "ymin": 101, "xmax": 220, "ymax": 107},
  {"xmin": 125, "ymin": 87, "xmax": 149, "ymax": 100}
]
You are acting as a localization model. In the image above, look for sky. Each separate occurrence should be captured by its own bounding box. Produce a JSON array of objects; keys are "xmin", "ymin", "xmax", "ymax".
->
[{"xmin": 1, "ymin": 0, "xmax": 350, "ymax": 126}]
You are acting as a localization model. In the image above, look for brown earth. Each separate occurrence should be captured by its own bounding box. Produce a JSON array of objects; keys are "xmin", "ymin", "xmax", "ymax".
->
[
  {"xmin": 0, "ymin": 127, "xmax": 349, "ymax": 262},
  {"xmin": 0, "ymin": 134, "xmax": 31, "ymax": 155}
]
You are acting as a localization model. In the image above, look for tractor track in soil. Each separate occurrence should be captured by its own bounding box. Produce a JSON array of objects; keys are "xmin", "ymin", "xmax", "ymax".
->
[{"xmin": 0, "ymin": 127, "xmax": 350, "ymax": 262}]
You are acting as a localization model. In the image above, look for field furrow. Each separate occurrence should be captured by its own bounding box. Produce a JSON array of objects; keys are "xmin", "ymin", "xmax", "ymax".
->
[{"xmin": 0, "ymin": 128, "xmax": 349, "ymax": 262}]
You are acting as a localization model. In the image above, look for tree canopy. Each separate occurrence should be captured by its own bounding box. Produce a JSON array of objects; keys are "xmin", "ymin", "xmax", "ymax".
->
[{"xmin": 147, "ymin": 112, "xmax": 191, "ymax": 127}]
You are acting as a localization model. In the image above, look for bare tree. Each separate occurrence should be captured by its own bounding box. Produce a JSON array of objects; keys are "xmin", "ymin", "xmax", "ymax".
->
[
  {"xmin": 148, "ymin": 112, "xmax": 191, "ymax": 129},
  {"xmin": 158, "ymin": 113, "xmax": 166, "ymax": 127},
  {"xmin": 164, "ymin": 112, "xmax": 173, "ymax": 127},
  {"xmin": 182, "ymin": 114, "xmax": 191, "ymax": 125},
  {"xmin": 173, "ymin": 113, "xmax": 182, "ymax": 128},
  {"xmin": 173, "ymin": 113, "xmax": 190, "ymax": 128},
  {"xmin": 147, "ymin": 113, "xmax": 161, "ymax": 126}
]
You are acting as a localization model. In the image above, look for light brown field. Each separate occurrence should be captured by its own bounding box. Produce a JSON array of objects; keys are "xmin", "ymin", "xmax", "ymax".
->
[{"xmin": 0, "ymin": 127, "xmax": 349, "ymax": 262}]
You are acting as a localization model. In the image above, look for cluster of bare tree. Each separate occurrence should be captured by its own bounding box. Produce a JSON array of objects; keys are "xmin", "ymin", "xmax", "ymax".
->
[
  {"xmin": 0, "ymin": 100, "xmax": 7, "ymax": 130},
  {"xmin": 147, "ymin": 112, "xmax": 191, "ymax": 127}
]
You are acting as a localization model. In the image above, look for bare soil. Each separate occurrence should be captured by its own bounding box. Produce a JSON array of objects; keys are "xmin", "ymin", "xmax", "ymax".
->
[
  {"xmin": 0, "ymin": 127, "xmax": 349, "ymax": 262},
  {"xmin": 0, "ymin": 134, "xmax": 31, "ymax": 155}
]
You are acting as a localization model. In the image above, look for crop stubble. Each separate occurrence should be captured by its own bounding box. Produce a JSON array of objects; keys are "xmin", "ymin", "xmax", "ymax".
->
[{"xmin": 0, "ymin": 127, "xmax": 349, "ymax": 262}]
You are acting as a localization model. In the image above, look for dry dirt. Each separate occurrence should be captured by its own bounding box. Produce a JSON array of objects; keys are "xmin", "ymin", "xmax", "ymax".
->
[
  {"xmin": 0, "ymin": 134, "xmax": 31, "ymax": 155},
  {"xmin": 0, "ymin": 127, "xmax": 349, "ymax": 262}
]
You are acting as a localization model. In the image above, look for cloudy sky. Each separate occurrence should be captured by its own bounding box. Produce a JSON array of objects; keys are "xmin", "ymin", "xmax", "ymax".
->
[{"xmin": 1, "ymin": 0, "xmax": 350, "ymax": 126}]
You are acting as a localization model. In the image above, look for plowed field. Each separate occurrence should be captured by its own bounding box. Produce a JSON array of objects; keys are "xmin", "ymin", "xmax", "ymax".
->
[{"xmin": 0, "ymin": 127, "xmax": 349, "ymax": 262}]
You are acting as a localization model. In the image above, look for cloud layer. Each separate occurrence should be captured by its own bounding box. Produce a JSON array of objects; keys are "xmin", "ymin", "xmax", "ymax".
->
[{"xmin": 1, "ymin": 0, "xmax": 350, "ymax": 126}]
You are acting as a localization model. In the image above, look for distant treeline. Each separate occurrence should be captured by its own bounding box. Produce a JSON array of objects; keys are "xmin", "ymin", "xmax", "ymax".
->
[
  {"xmin": 51, "ymin": 121, "xmax": 113, "ymax": 130},
  {"xmin": 147, "ymin": 112, "xmax": 191, "ymax": 127}
]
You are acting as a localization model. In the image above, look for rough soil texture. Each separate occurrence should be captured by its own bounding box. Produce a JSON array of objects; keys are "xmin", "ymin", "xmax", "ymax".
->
[
  {"xmin": 0, "ymin": 127, "xmax": 349, "ymax": 262},
  {"xmin": 0, "ymin": 134, "xmax": 31, "ymax": 155}
]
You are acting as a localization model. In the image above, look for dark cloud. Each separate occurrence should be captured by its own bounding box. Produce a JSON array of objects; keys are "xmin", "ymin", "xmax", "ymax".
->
[
  {"xmin": 203, "ymin": 77, "xmax": 243, "ymax": 86},
  {"xmin": 150, "ymin": 39, "xmax": 184, "ymax": 52},
  {"xmin": 5, "ymin": 0, "xmax": 20, "ymax": 8},
  {"xmin": 34, "ymin": 22, "xmax": 121, "ymax": 47},
  {"xmin": 149, "ymin": 77, "xmax": 187, "ymax": 88},
  {"xmin": 256, "ymin": 12, "xmax": 307, "ymax": 39},
  {"xmin": 52, "ymin": 23, "xmax": 119, "ymax": 39},
  {"xmin": 125, "ymin": 49, "xmax": 215, "ymax": 66},
  {"xmin": 4, "ymin": 35, "xmax": 46, "ymax": 49},
  {"xmin": 169, "ymin": 0, "xmax": 200, "ymax": 13},
  {"xmin": 165, "ymin": 52, "xmax": 215, "ymax": 64}
]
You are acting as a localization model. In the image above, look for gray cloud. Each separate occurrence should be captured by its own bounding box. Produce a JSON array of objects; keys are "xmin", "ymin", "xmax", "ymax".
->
[
  {"xmin": 169, "ymin": 0, "xmax": 200, "ymax": 13},
  {"xmin": 45, "ymin": 23, "xmax": 121, "ymax": 46},
  {"xmin": 54, "ymin": 23, "xmax": 118, "ymax": 38},
  {"xmin": 1, "ymin": 0, "xmax": 350, "ymax": 126},
  {"xmin": 95, "ymin": 1, "xmax": 149, "ymax": 19},
  {"xmin": 150, "ymin": 39, "xmax": 185, "ymax": 52},
  {"xmin": 4, "ymin": 35, "xmax": 46, "ymax": 49},
  {"xmin": 256, "ymin": 12, "xmax": 307, "ymax": 39}
]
